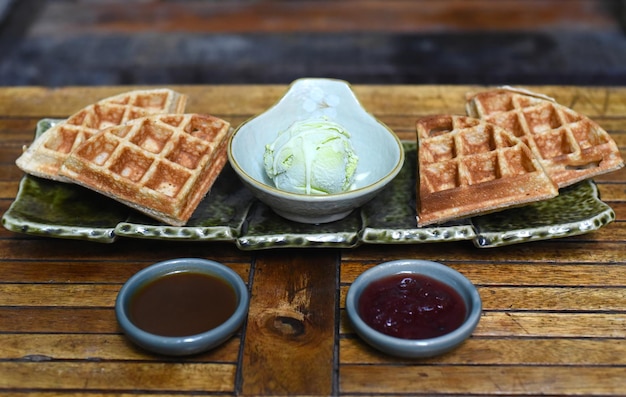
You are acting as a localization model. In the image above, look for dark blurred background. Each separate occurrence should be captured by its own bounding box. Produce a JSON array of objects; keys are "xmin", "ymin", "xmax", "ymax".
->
[{"xmin": 1, "ymin": 0, "xmax": 626, "ymax": 86}]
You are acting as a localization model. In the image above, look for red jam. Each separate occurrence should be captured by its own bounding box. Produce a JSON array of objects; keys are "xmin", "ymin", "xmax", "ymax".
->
[{"xmin": 358, "ymin": 273, "xmax": 467, "ymax": 339}]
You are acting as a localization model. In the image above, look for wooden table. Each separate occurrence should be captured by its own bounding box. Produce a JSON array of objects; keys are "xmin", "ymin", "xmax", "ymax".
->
[{"xmin": 1, "ymin": 85, "xmax": 624, "ymax": 396}]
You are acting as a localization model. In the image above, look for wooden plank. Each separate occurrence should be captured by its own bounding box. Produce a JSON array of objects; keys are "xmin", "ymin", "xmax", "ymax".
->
[
  {"xmin": 0, "ymin": 362, "xmax": 236, "ymax": 393},
  {"xmin": 566, "ymin": 224, "xmax": 626, "ymax": 241},
  {"xmin": 0, "ymin": 118, "xmax": 39, "ymax": 143},
  {"xmin": 0, "ymin": 333, "xmax": 240, "ymax": 362},
  {"xmin": 0, "ymin": 284, "xmax": 120, "ymax": 307},
  {"xmin": 0, "ymin": 239, "xmax": 250, "ymax": 261},
  {"xmin": 340, "ymin": 365, "xmax": 626, "ymax": 395},
  {"xmin": 4, "ymin": 85, "xmax": 626, "ymax": 119},
  {"xmin": 0, "ymin": 180, "xmax": 18, "ymax": 198},
  {"xmin": 241, "ymin": 250, "xmax": 338, "ymax": 395},
  {"xmin": 598, "ymin": 183, "xmax": 626, "ymax": 201},
  {"xmin": 340, "ymin": 337, "xmax": 626, "ymax": 365},
  {"xmin": 0, "ymin": 165, "xmax": 24, "ymax": 182},
  {"xmin": 32, "ymin": 0, "xmax": 620, "ymax": 35},
  {"xmin": 0, "ymin": 86, "xmax": 285, "ymax": 118},
  {"xmin": 476, "ymin": 312, "xmax": 626, "ymax": 338},
  {"xmin": 595, "ymin": 167, "xmax": 626, "ymax": 183},
  {"xmin": 478, "ymin": 286, "xmax": 626, "ymax": 311},
  {"xmin": 0, "ymin": 260, "xmax": 250, "ymax": 283},
  {"xmin": 342, "ymin": 262, "xmax": 626, "ymax": 287},
  {"xmin": 341, "ymin": 240, "xmax": 626, "ymax": 263},
  {"xmin": 609, "ymin": 202, "xmax": 626, "ymax": 220},
  {"xmin": 0, "ymin": 307, "xmax": 119, "ymax": 333},
  {"xmin": 0, "ymin": 259, "xmax": 147, "ymax": 283}
]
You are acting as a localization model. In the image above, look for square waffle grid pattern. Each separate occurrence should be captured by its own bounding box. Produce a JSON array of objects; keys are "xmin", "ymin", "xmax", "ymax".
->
[
  {"xmin": 416, "ymin": 115, "xmax": 558, "ymax": 226},
  {"xmin": 467, "ymin": 90, "xmax": 624, "ymax": 188},
  {"xmin": 60, "ymin": 114, "xmax": 231, "ymax": 226},
  {"xmin": 16, "ymin": 89, "xmax": 186, "ymax": 181},
  {"xmin": 44, "ymin": 90, "xmax": 185, "ymax": 155}
]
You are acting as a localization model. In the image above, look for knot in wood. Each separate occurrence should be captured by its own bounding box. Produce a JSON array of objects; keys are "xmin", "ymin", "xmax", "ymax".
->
[{"xmin": 269, "ymin": 315, "xmax": 306, "ymax": 337}]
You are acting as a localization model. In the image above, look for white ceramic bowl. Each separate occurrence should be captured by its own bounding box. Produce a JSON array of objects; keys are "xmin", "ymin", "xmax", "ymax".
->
[
  {"xmin": 115, "ymin": 258, "xmax": 249, "ymax": 356},
  {"xmin": 228, "ymin": 78, "xmax": 405, "ymax": 224},
  {"xmin": 345, "ymin": 259, "xmax": 482, "ymax": 358}
]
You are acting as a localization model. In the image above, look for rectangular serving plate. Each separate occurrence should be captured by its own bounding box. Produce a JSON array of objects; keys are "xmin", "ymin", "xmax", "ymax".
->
[{"xmin": 2, "ymin": 119, "xmax": 615, "ymax": 249}]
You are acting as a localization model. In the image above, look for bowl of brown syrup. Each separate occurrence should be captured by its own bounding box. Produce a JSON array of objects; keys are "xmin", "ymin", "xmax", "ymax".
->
[
  {"xmin": 345, "ymin": 259, "xmax": 481, "ymax": 358},
  {"xmin": 115, "ymin": 258, "xmax": 249, "ymax": 356}
]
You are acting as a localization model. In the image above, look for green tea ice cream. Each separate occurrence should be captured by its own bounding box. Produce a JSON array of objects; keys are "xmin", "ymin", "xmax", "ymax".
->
[{"xmin": 264, "ymin": 117, "xmax": 359, "ymax": 195}]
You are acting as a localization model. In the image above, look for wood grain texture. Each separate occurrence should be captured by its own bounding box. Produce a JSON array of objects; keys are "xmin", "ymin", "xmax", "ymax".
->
[
  {"xmin": 340, "ymin": 337, "xmax": 626, "ymax": 365},
  {"xmin": 0, "ymin": 362, "xmax": 236, "ymax": 393},
  {"xmin": 32, "ymin": 0, "xmax": 619, "ymax": 35},
  {"xmin": 340, "ymin": 365, "xmax": 626, "ymax": 395},
  {"xmin": 0, "ymin": 333, "xmax": 240, "ymax": 361},
  {"xmin": 242, "ymin": 250, "xmax": 338, "ymax": 395},
  {"xmin": 0, "ymin": 84, "xmax": 625, "ymax": 396}
]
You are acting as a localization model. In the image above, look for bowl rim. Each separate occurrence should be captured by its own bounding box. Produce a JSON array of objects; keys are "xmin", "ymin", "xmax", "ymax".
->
[
  {"xmin": 345, "ymin": 259, "xmax": 482, "ymax": 356},
  {"xmin": 115, "ymin": 257, "xmax": 249, "ymax": 355},
  {"xmin": 227, "ymin": 78, "xmax": 405, "ymax": 202}
]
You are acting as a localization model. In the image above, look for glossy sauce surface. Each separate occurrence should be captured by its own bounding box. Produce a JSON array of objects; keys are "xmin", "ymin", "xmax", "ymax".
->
[
  {"xmin": 358, "ymin": 273, "xmax": 467, "ymax": 339},
  {"xmin": 129, "ymin": 271, "xmax": 238, "ymax": 337}
]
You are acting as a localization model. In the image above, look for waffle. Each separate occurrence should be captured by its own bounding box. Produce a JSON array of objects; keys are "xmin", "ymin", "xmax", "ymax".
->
[
  {"xmin": 16, "ymin": 89, "xmax": 187, "ymax": 181},
  {"xmin": 59, "ymin": 114, "xmax": 232, "ymax": 226},
  {"xmin": 416, "ymin": 115, "xmax": 558, "ymax": 226},
  {"xmin": 466, "ymin": 87, "xmax": 624, "ymax": 188}
]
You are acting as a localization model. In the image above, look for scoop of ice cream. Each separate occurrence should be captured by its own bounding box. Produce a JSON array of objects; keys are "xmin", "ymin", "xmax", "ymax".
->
[{"xmin": 264, "ymin": 118, "xmax": 359, "ymax": 195}]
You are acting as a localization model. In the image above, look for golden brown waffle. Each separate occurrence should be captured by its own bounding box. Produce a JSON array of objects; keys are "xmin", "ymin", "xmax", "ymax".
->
[
  {"xmin": 466, "ymin": 88, "xmax": 624, "ymax": 188},
  {"xmin": 59, "ymin": 114, "xmax": 232, "ymax": 226},
  {"xmin": 16, "ymin": 89, "xmax": 187, "ymax": 181},
  {"xmin": 416, "ymin": 115, "xmax": 558, "ymax": 226}
]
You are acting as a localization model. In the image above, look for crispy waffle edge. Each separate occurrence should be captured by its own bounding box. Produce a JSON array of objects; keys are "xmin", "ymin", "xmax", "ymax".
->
[
  {"xmin": 15, "ymin": 89, "xmax": 188, "ymax": 182},
  {"xmin": 415, "ymin": 114, "xmax": 559, "ymax": 227},
  {"xmin": 58, "ymin": 114, "xmax": 232, "ymax": 227},
  {"xmin": 466, "ymin": 88, "xmax": 624, "ymax": 188}
]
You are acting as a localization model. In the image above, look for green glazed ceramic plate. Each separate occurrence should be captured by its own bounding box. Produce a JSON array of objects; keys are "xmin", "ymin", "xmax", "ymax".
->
[{"xmin": 2, "ymin": 119, "xmax": 615, "ymax": 249}]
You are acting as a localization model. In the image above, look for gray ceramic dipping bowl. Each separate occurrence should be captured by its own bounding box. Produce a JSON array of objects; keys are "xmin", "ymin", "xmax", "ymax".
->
[
  {"xmin": 115, "ymin": 258, "xmax": 249, "ymax": 356},
  {"xmin": 345, "ymin": 259, "xmax": 482, "ymax": 358}
]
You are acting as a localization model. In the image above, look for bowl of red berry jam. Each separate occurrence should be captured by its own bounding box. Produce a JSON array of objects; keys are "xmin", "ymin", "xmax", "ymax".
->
[{"xmin": 345, "ymin": 259, "xmax": 481, "ymax": 358}]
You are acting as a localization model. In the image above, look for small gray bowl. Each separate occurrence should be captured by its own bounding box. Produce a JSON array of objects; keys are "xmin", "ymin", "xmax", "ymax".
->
[
  {"xmin": 345, "ymin": 259, "xmax": 481, "ymax": 358},
  {"xmin": 115, "ymin": 258, "xmax": 249, "ymax": 356},
  {"xmin": 228, "ymin": 78, "xmax": 404, "ymax": 224}
]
